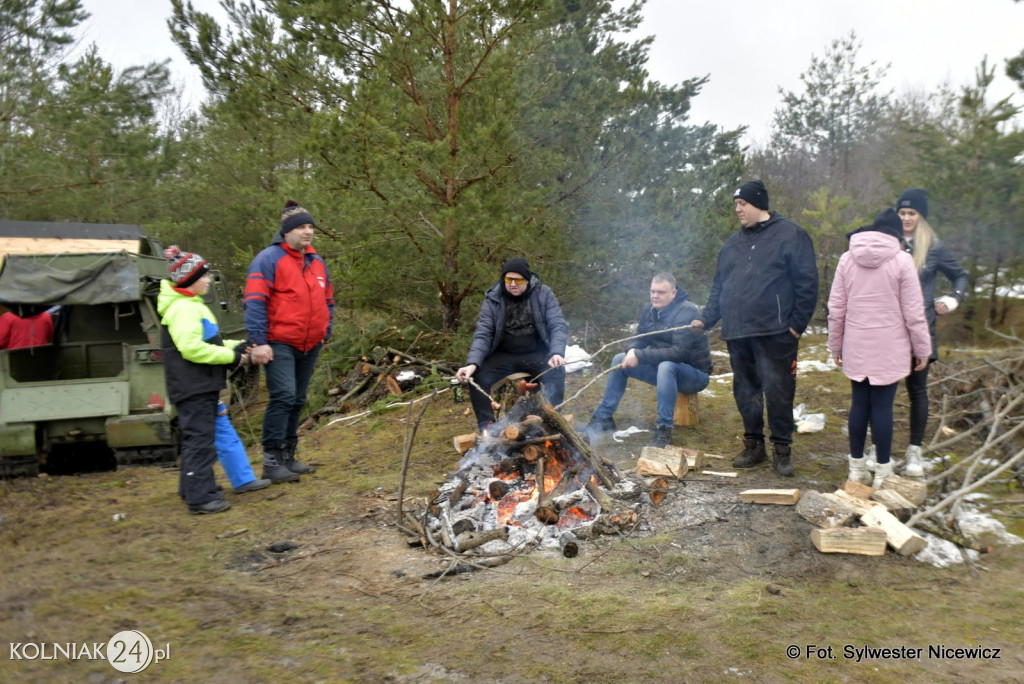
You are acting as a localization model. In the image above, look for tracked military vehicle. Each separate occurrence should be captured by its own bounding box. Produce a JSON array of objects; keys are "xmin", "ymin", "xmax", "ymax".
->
[{"xmin": 0, "ymin": 221, "xmax": 256, "ymax": 476}]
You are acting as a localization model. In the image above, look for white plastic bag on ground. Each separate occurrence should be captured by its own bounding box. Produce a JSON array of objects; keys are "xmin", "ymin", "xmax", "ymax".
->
[{"xmin": 793, "ymin": 403, "xmax": 825, "ymax": 433}]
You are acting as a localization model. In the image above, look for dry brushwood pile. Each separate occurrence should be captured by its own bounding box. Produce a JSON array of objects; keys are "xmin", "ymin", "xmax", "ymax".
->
[
  {"xmin": 313, "ymin": 345, "xmax": 457, "ymax": 420},
  {"xmin": 904, "ymin": 339, "xmax": 1024, "ymax": 535}
]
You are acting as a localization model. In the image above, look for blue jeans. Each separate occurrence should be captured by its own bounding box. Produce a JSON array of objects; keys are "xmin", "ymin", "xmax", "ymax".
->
[
  {"xmin": 262, "ymin": 342, "xmax": 321, "ymax": 447},
  {"xmin": 592, "ymin": 353, "xmax": 709, "ymax": 428}
]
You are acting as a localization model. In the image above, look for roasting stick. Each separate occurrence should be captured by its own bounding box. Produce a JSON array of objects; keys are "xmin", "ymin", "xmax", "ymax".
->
[{"xmin": 457, "ymin": 322, "xmax": 698, "ymax": 411}]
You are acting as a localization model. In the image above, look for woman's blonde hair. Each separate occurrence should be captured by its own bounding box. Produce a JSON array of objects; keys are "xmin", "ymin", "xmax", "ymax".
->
[{"xmin": 908, "ymin": 216, "xmax": 935, "ymax": 272}]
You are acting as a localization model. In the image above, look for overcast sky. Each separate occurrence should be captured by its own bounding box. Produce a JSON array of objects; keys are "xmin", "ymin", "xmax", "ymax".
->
[{"xmin": 77, "ymin": 0, "xmax": 1024, "ymax": 145}]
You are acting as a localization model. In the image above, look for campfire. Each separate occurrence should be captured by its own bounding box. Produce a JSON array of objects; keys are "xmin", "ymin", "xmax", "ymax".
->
[{"xmin": 401, "ymin": 390, "xmax": 642, "ymax": 565}]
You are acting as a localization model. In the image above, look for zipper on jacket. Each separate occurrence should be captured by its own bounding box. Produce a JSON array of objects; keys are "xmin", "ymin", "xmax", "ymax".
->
[{"xmin": 776, "ymin": 294, "xmax": 783, "ymax": 324}]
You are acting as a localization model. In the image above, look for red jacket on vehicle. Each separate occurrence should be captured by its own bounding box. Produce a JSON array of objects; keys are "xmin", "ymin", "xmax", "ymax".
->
[
  {"xmin": 0, "ymin": 310, "xmax": 54, "ymax": 350},
  {"xmin": 244, "ymin": 241, "xmax": 334, "ymax": 352}
]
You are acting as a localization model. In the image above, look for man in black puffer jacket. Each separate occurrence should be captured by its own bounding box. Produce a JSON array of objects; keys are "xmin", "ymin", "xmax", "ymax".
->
[
  {"xmin": 584, "ymin": 273, "xmax": 712, "ymax": 448},
  {"xmin": 692, "ymin": 180, "xmax": 819, "ymax": 477},
  {"xmin": 456, "ymin": 258, "xmax": 568, "ymax": 432}
]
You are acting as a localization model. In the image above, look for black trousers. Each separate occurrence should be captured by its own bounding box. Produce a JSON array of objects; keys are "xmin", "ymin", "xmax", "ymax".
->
[
  {"xmin": 904, "ymin": 359, "xmax": 931, "ymax": 447},
  {"xmin": 175, "ymin": 390, "xmax": 220, "ymax": 507},
  {"xmin": 727, "ymin": 332, "xmax": 800, "ymax": 446},
  {"xmin": 468, "ymin": 350, "xmax": 566, "ymax": 430}
]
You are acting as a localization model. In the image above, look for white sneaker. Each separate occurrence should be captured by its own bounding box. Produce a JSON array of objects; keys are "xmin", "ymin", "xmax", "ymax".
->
[{"xmin": 905, "ymin": 445, "xmax": 924, "ymax": 478}]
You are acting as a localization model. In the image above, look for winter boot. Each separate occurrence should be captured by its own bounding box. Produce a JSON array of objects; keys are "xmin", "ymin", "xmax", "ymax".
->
[
  {"xmin": 188, "ymin": 499, "xmax": 231, "ymax": 515},
  {"xmin": 733, "ymin": 438, "xmax": 767, "ymax": 468},
  {"xmin": 582, "ymin": 415, "xmax": 617, "ymax": 442},
  {"xmin": 772, "ymin": 443, "xmax": 794, "ymax": 477},
  {"xmin": 872, "ymin": 460, "xmax": 894, "ymax": 489},
  {"xmin": 651, "ymin": 425, "xmax": 673, "ymax": 448},
  {"xmin": 904, "ymin": 445, "xmax": 925, "ymax": 478},
  {"xmin": 282, "ymin": 439, "xmax": 316, "ymax": 474},
  {"xmin": 846, "ymin": 455, "xmax": 872, "ymax": 485},
  {"xmin": 261, "ymin": 444, "xmax": 300, "ymax": 484},
  {"xmin": 864, "ymin": 444, "xmax": 878, "ymax": 472},
  {"xmin": 233, "ymin": 477, "xmax": 272, "ymax": 494}
]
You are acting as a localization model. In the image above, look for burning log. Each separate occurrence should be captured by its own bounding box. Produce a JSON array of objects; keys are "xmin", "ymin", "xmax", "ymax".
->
[
  {"xmin": 550, "ymin": 489, "xmax": 590, "ymax": 512},
  {"xmin": 534, "ymin": 456, "xmax": 559, "ymax": 525},
  {"xmin": 454, "ymin": 526, "xmax": 509, "ymax": 552},
  {"xmin": 451, "ymin": 518, "xmax": 475, "ymax": 536},
  {"xmin": 497, "ymin": 457, "xmax": 523, "ymax": 476},
  {"xmin": 547, "ymin": 465, "xmax": 579, "ymax": 499},
  {"xmin": 559, "ymin": 531, "xmax": 580, "ymax": 558},
  {"xmin": 537, "ymin": 403, "xmax": 619, "ymax": 489},
  {"xmin": 501, "ymin": 415, "xmax": 545, "ymax": 440},
  {"xmin": 448, "ymin": 479, "xmax": 469, "ymax": 506},
  {"xmin": 488, "ymin": 480, "xmax": 511, "ymax": 501},
  {"xmin": 491, "ymin": 433, "xmax": 562, "ymax": 449},
  {"xmin": 648, "ymin": 477, "xmax": 669, "ymax": 505}
]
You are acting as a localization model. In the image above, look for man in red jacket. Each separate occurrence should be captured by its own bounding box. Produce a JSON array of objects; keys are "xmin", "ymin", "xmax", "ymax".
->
[{"xmin": 245, "ymin": 200, "xmax": 334, "ymax": 483}]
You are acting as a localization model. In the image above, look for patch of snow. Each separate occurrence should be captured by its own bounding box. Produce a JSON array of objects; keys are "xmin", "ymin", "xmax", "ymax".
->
[
  {"xmin": 395, "ymin": 370, "xmax": 420, "ymax": 382},
  {"xmin": 915, "ymin": 533, "xmax": 980, "ymax": 568},
  {"xmin": 563, "ymin": 344, "xmax": 593, "ymax": 373}
]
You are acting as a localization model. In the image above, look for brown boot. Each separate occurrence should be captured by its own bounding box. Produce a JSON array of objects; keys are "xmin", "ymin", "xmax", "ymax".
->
[{"xmin": 733, "ymin": 438, "xmax": 767, "ymax": 468}]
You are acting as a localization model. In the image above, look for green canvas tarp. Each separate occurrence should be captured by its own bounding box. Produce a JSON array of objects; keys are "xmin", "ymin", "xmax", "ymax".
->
[{"xmin": 0, "ymin": 252, "xmax": 167, "ymax": 306}]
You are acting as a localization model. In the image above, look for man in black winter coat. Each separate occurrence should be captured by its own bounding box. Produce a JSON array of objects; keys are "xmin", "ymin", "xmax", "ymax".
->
[
  {"xmin": 692, "ymin": 180, "xmax": 819, "ymax": 477},
  {"xmin": 584, "ymin": 273, "xmax": 712, "ymax": 448},
  {"xmin": 456, "ymin": 258, "xmax": 568, "ymax": 432}
]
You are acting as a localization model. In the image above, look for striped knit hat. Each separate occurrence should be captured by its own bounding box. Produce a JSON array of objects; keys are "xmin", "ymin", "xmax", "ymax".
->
[
  {"xmin": 279, "ymin": 199, "xmax": 316, "ymax": 236},
  {"xmin": 164, "ymin": 245, "xmax": 209, "ymax": 287}
]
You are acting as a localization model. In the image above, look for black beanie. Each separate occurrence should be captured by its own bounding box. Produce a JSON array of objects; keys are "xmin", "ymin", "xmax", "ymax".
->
[
  {"xmin": 733, "ymin": 180, "xmax": 770, "ymax": 210},
  {"xmin": 846, "ymin": 208, "xmax": 903, "ymax": 241},
  {"xmin": 501, "ymin": 257, "xmax": 532, "ymax": 281},
  {"xmin": 897, "ymin": 188, "xmax": 928, "ymax": 218},
  {"xmin": 279, "ymin": 199, "xmax": 316, "ymax": 235}
]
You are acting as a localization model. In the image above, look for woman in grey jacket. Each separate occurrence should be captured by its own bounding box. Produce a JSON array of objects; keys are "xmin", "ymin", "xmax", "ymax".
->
[{"xmin": 890, "ymin": 188, "xmax": 968, "ymax": 477}]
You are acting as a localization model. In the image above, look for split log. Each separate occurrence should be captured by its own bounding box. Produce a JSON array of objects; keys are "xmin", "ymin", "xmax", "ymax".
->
[
  {"xmin": 859, "ymin": 506, "xmax": 928, "ymax": 556},
  {"xmin": 811, "ymin": 527, "xmax": 888, "ymax": 556},
  {"xmin": 454, "ymin": 526, "xmax": 509, "ymax": 552},
  {"xmin": 832, "ymin": 489, "xmax": 884, "ymax": 515},
  {"xmin": 453, "ymin": 433, "xmax": 477, "ymax": 454},
  {"xmin": 384, "ymin": 374, "xmax": 403, "ymax": 395},
  {"xmin": 673, "ymin": 392, "xmax": 699, "ymax": 427},
  {"xmin": 534, "ymin": 457, "xmax": 559, "ymax": 525},
  {"xmin": 702, "ymin": 470, "xmax": 738, "ymax": 478},
  {"xmin": 869, "ymin": 489, "xmax": 919, "ymax": 523},
  {"xmin": 682, "ymin": 448, "xmax": 704, "ymax": 471},
  {"xmin": 559, "ymin": 531, "xmax": 581, "ymax": 558},
  {"xmin": 637, "ymin": 445, "xmax": 688, "ymax": 478},
  {"xmin": 740, "ymin": 489, "xmax": 800, "ymax": 505},
  {"xmin": 795, "ymin": 490, "xmax": 858, "ymax": 528},
  {"xmin": 537, "ymin": 404, "xmax": 619, "ymax": 489},
  {"xmin": 841, "ymin": 481, "xmax": 875, "ymax": 500},
  {"xmin": 878, "ymin": 474, "xmax": 927, "ymax": 506}
]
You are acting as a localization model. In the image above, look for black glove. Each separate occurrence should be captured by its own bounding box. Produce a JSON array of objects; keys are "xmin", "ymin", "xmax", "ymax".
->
[{"xmin": 233, "ymin": 340, "xmax": 251, "ymax": 354}]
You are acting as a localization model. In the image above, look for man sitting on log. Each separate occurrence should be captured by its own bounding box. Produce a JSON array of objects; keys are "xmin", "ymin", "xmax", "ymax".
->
[
  {"xmin": 456, "ymin": 258, "xmax": 568, "ymax": 433},
  {"xmin": 583, "ymin": 273, "xmax": 712, "ymax": 448}
]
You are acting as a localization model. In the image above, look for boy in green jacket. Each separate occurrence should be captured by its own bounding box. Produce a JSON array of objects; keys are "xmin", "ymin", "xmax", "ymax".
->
[{"xmin": 157, "ymin": 246, "xmax": 250, "ymax": 515}]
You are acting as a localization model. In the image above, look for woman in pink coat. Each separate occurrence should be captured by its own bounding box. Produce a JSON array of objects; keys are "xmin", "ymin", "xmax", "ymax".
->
[{"xmin": 828, "ymin": 209, "xmax": 931, "ymax": 487}]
